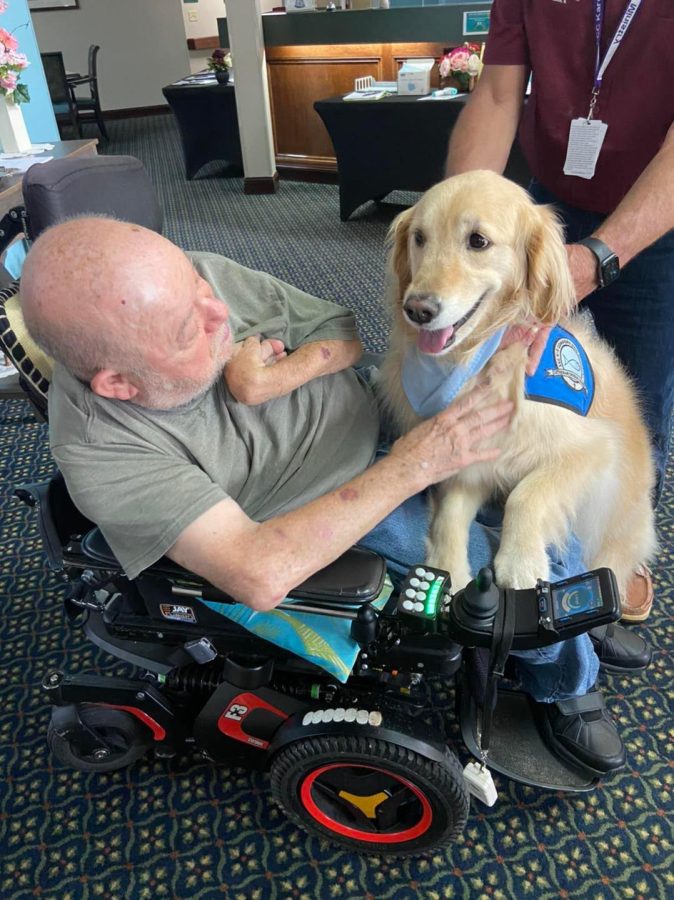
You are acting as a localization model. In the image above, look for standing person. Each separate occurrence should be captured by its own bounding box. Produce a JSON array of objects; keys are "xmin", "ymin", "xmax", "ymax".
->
[{"xmin": 445, "ymin": 0, "xmax": 674, "ymax": 622}]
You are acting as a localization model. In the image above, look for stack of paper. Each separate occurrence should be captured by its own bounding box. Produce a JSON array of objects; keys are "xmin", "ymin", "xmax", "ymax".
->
[
  {"xmin": 0, "ymin": 155, "xmax": 53, "ymax": 173},
  {"xmin": 343, "ymin": 89, "xmax": 393, "ymax": 101}
]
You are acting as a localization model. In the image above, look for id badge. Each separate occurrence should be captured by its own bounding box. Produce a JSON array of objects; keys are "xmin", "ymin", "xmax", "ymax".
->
[{"xmin": 563, "ymin": 118, "xmax": 608, "ymax": 180}]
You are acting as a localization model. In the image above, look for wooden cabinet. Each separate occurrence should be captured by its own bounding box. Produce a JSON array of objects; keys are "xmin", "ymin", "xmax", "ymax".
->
[{"xmin": 266, "ymin": 41, "xmax": 446, "ymax": 174}]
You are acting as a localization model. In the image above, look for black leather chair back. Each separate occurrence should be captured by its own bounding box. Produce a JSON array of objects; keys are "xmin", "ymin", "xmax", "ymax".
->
[
  {"xmin": 40, "ymin": 52, "xmax": 71, "ymax": 106},
  {"xmin": 23, "ymin": 155, "xmax": 164, "ymax": 240}
]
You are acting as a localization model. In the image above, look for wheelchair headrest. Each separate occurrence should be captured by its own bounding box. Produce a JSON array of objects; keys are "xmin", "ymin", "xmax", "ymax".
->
[{"xmin": 23, "ymin": 155, "xmax": 163, "ymax": 240}]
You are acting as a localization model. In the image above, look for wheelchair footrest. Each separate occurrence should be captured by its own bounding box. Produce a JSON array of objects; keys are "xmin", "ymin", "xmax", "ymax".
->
[{"xmin": 459, "ymin": 683, "xmax": 599, "ymax": 792}]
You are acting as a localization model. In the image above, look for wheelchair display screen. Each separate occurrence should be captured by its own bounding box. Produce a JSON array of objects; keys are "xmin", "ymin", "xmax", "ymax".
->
[{"xmin": 550, "ymin": 573, "xmax": 603, "ymax": 624}]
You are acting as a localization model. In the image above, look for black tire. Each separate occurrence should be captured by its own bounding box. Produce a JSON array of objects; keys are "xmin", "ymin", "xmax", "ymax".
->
[
  {"xmin": 270, "ymin": 734, "xmax": 469, "ymax": 856},
  {"xmin": 47, "ymin": 706, "xmax": 152, "ymax": 773}
]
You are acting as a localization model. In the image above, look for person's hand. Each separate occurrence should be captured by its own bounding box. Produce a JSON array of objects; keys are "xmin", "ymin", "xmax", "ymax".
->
[
  {"xmin": 224, "ymin": 335, "xmax": 287, "ymax": 405},
  {"xmin": 390, "ymin": 384, "xmax": 514, "ymax": 491},
  {"xmin": 566, "ymin": 242, "xmax": 599, "ymax": 303},
  {"xmin": 501, "ymin": 322, "xmax": 552, "ymax": 376}
]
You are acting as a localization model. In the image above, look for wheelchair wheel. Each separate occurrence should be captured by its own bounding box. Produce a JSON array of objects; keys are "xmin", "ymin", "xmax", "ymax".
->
[
  {"xmin": 47, "ymin": 706, "xmax": 152, "ymax": 773},
  {"xmin": 270, "ymin": 734, "xmax": 469, "ymax": 855}
]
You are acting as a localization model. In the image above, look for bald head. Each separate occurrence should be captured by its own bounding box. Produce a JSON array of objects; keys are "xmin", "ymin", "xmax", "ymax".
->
[
  {"xmin": 22, "ymin": 217, "xmax": 190, "ymax": 382},
  {"xmin": 21, "ymin": 216, "xmax": 232, "ymax": 409}
]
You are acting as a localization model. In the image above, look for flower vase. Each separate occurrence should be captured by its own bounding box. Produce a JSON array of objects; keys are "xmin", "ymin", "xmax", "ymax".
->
[
  {"xmin": 215, "ymin": 70, "xmax": 230, "ymax": 85},
  {"xmin": 440, "ymin": 74, "xmax": 476, "ymax": 94},
  {"xmin": 0, "ymin": 95, "xmax": 31, "ymax": 153}
]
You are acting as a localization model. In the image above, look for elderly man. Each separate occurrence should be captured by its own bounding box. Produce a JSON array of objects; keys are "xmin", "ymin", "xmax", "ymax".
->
[
  {"xmin": 21, "ymin": 216, "xmax": 636, "ymax": 775},
  {"xmin": 22, "ymin": 217, "xmax": 513, "ymax": 605}
]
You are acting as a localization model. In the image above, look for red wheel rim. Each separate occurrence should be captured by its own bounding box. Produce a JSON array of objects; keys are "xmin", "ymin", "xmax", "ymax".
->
[{"xmin": 299, "ymin": 762, "xmax": 433, "ymax": 844}]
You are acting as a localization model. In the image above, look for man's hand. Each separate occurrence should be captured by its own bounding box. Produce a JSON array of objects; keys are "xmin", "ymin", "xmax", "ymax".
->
[
  {"xmin": 501, "ymin": 322, "xmax": 552, "ymax": 376},
  {"xmin": 390, "ymin": 384, "xmax": 514, "ymax": 491},
  {"xmin": 224, "ymin": 335, "xmax": 287, "ymax": 405}
]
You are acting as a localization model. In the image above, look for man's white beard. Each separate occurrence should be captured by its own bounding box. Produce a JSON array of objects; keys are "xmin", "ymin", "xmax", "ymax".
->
[{"xmin": 134, "ymin": 326, "xmax": 231, "ymax": 411}]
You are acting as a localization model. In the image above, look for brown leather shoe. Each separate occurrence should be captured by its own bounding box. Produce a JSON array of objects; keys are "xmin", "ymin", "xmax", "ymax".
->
[{"xmin": 620, "ymin": 564, "xmax": 654, "ymax": 623}]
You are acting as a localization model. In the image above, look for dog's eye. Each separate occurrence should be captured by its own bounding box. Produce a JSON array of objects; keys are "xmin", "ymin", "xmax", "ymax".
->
[
  {"xmin": 468, "ymin": 232, "xmax": 490, "ymax": 251},
  {"xmin": 413, "ymin": 229, "xmax": 426, "ymax": 248}
]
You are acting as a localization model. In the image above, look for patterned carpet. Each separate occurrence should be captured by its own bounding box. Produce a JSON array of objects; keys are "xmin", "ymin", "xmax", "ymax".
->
[{"xmin": 1, "ymin": 115, "xmax": 673, "ymax": 899}]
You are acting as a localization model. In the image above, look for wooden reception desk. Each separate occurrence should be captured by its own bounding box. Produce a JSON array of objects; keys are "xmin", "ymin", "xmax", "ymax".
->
[{"xmin": 217, "ymin": 4, "xmax": 491, "ymax": 177}]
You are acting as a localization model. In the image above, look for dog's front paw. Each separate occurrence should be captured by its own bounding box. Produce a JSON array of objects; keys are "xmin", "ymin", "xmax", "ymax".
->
[
  {"xmin": 426, "ymin": 547, "xmax": 472, "ymax": 593},
  {"xmin": 494, "ymin": 545, "xmax": 550, "ymax": 590}
]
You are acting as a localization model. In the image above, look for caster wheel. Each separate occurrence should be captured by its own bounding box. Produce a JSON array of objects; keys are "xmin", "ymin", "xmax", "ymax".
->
[
  {"xmin": 270, "ymin": 734, "xmax": 469, "ymax": 855},
  {"xmin": 48, "ymin": 706, "xmax": 152, "ymax": 773}
]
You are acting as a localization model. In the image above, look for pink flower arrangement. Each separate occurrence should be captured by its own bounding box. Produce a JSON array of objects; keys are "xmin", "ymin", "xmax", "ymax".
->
[
  {"xmin": 439, "ymin": 43, "xmax": 482, "ymax": 91},
  {"xmin": 0, "ymin": 6, "xmax": 29, "ymax": 104}
]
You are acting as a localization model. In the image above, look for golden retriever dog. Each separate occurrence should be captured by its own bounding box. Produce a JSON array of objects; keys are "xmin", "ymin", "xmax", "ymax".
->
[{"xmin": 380, "ymin": 170, "xmax": 657, "ymax": 599}]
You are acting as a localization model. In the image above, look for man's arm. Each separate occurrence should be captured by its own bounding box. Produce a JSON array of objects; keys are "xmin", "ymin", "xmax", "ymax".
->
[
  {"xmin": 168, "ymin": 386, "xmax": 513, "ymax": 610},
  {"xmin": 224, "ymin": 335, "xmax": 363, "ymax": 405},
  {"xmin": 445, "ymin": 64, "xmax": 528, "ymax": 177},
  {"xmin": 568, "ymin": 121, "xmax": 674, "ymax": 301}
]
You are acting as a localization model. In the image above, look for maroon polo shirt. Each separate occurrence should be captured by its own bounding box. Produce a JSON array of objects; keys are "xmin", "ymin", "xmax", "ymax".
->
[{"xmin": 484, "ymin": 0, "xmax": 674, "ymax": 214}]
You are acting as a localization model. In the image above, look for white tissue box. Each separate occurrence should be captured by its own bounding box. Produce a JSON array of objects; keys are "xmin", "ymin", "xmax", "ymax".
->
[{"xmin": 397, "ymin": 58, "xmax": 434, "ymax": 96}]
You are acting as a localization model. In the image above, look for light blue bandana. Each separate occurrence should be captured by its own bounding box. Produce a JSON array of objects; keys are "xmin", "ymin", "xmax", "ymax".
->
[
  {"xmin": 401, "ymin": 324, "xmax": 595, "ymax": 419},
  {"xmin": 402, "ymin": 326, "xmax": 507, "ymax": 418}
]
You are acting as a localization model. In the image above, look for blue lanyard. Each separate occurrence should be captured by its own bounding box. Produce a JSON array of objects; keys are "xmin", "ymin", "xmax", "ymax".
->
[{"xmin": 589, "ymin": 0, "xmax": 642, "ymax": 119}]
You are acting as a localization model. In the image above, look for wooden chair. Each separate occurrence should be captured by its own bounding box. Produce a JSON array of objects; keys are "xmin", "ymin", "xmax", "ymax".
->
[
  {"xmin": 41, "ymin": 51, "xmax": 81, "ymax": 139},
  {"xmin": 67, "ymin": 44, "xmax": 108, "ymax": 141}
]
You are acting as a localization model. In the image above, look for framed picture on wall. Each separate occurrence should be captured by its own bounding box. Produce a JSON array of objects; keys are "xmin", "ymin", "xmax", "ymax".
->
[
  {"xmin": 463, "ymin": 10, "xmax": 490, "ymax": 37},
  {"xmin": 28, "ymin": 0, "xmax": 80, "ymax": 11}
]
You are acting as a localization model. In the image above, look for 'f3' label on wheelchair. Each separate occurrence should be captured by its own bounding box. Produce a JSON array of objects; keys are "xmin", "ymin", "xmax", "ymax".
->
[
  {"xmin": 217, "ymin": 692, "xmax": 290, "ymax": 750},
  {"xmin": 224, "ymin": 703, "xmax": 248, "ymax": 721}
]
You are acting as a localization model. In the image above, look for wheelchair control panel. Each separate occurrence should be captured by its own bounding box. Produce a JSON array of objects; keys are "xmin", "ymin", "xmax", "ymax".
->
[
  {"xmin": 396, "ymin": 566, "xmax": 450, "ymax": 625},
  {"xmin": 357, "ymin": 564, "xmax": 622, "ymax": 652}
]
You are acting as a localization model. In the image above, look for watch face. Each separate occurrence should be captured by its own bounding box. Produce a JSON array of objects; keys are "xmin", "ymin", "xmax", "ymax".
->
[{"xmin": 603, "ymin": 256, "xmax": 620, "ymax": 284}]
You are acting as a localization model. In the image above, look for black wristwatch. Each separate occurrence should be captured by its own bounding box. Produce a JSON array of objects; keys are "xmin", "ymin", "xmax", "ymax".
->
[{"xmin": 576, "ymin": 237, "xmax": 620, "ymax": 289}]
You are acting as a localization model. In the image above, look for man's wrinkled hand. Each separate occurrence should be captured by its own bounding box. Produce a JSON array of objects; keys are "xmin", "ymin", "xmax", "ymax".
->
[
  {"xmin": 391, "ymin": 383, "xmax": 514, "ymax": 491},
  {"xmin": 225, "ymin": 335, "xmax": 287, "ymax": 405}
]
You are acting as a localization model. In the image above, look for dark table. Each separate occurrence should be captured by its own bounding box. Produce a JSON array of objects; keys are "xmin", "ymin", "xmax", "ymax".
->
[
  {"xmin": 162, "ymin": 80, "xmax": 243, "ymax": 180},
  {"xmin": 315, "ymin": 94, "xmax": 531, "ymax": 221}
]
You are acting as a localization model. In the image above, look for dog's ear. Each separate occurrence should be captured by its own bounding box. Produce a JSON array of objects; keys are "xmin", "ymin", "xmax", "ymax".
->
[
  {"xmin": 387, "ymin": 207, "xmax": 414, "ymax": 302},
  {"xmin": 524, "ymin": 203, "xmax": 576, "ymax": 323}
]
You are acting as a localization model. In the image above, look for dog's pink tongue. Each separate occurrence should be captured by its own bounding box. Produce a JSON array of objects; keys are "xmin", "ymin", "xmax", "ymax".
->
[{"xmin": 418, "ymin": 326, "xmax": 454, "ymax": 354}]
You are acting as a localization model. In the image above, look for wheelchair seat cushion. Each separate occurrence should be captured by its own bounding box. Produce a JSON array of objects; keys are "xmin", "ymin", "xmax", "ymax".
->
[{"xmin": 0, "ymin": 281, "xmax": 52, "ymax": 409}]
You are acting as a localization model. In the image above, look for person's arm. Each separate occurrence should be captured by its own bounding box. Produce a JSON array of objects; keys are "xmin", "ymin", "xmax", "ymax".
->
[
  {"xmin": 224, "ymin": 334, "xmax": 363, "ymax": 405},
  {"xmin": 168, "ymin": 385, "xmax": 513, "ymax": 610},
  {"xmin": 445, "ymin": 64, "xmax": 528, "ymax": 177},
  {"xmin": 568, "ymin": 120, "xmax": 674, "ymax": 301}
]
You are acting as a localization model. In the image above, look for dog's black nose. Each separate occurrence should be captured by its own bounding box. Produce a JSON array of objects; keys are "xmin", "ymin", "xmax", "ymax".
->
[{"xmin": 404, "ymin": 294, "xmax": 440, "ymax": 326}]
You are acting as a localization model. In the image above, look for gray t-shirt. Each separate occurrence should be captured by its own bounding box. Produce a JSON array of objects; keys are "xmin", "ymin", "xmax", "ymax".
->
[{"xmin": 49, "ymin": 252, "xmax": 380, "ymax": 579}]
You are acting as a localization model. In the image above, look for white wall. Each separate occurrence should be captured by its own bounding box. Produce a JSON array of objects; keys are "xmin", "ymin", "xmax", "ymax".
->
[
  {"xmin": 184, "ymin": 0, "xmax": 277, "ymax": 73},
  {"xmin": 31, "ymin": 0, "xmax": 190, "ymax": 111}
]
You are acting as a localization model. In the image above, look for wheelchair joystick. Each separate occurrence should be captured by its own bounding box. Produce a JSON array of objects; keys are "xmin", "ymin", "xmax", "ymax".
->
[{"xmin": 453, "ymin": 567, "xmax": 500, "ymax": 631}]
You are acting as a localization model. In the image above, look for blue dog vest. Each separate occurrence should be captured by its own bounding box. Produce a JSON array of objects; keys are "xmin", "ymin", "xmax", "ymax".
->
[
  {"xmin": 402, "ymin": 325, "xmax": 595, "ymax": 418},
  {"xmin": 524, "ymin": 326, "xmax": 595, "ymax": 416}
]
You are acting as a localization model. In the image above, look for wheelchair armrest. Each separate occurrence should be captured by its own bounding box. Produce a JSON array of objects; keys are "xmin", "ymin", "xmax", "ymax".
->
[{"xmin": 81, "ymin": 525, "xmax": 387, "ymax": 606}]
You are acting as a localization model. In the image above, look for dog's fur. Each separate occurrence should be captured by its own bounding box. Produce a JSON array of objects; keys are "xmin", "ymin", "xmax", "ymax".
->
[{"xmin": 380, "ymin": 170, "xmax": 657, "ymax": 598}]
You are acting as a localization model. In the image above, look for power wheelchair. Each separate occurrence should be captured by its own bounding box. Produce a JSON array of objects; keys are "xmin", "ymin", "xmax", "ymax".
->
[
  {"xmin": 16, "ymin": 469, "xmax": 624, "ymax": 856},
  {"xmin": 4, "ymin": 155, "xmax": 644, "ymax": 857}
]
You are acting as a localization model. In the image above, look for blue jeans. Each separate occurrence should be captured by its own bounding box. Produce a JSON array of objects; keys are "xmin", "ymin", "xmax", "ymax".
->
[
  {"xmin": 357, "ymin": 488, "xmax": 599, "ymax": 704},
  {"xmin": 529, "ymin": 180, "xmax": 674, "ymax": 507}
]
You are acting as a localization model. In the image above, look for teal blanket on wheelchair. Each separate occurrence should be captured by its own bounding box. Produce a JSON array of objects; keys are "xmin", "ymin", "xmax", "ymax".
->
[{"xmin": 202, "ymin": 575, "xmax": 393, "ymax": 683}]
